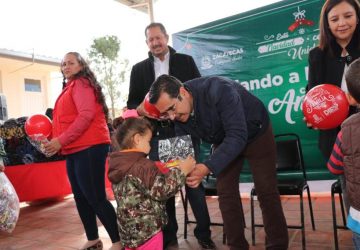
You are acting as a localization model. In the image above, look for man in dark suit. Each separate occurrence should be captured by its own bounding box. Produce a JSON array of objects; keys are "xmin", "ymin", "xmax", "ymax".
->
[
  {"xmin": 149, "ymin": 75, "xmax": 289, "ymax": 250},
  {"xmin": 127, "ymin": 23, "xmax": 215, "ymax": 250}
]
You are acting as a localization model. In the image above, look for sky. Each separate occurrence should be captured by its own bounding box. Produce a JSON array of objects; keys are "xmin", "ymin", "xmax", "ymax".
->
[
  {"xmin": 0, "ymin": 0, "xmax": 281, "ymax": 107},
  {"xmin": 0, "ymin": 0, "xmax": 281, "ymax": 63},
  {"xmin": 156, "ymin": 0, "xmax": 282, "ymax": 36},
  {"xmin": 0, "ymin": 0, "xmax": 148, "ymax": 63}
]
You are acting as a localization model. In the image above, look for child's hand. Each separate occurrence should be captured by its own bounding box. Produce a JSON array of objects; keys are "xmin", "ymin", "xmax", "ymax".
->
[
  {"xmin": 178, "ymin": 156, "xmax": 196, "ymax": 176},
  {"xmin": 0, "ymin": 165, "xmax": 4, "ymax": 172}
]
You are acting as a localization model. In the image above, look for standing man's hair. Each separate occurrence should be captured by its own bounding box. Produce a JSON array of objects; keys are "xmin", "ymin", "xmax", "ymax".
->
[
  {"xmin": 346, "ymin": 58, "xmax": 360, "ymax": 103},
  {"xmin": 144, "ymin": 22, "xmax": 168, "ymax": 37},
  {"xmin": 149, "ymin": 75, "xmax": 182, "ymax": 104}
]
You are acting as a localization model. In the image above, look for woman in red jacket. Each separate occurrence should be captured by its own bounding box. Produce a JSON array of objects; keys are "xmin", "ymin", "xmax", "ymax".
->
[{"xmin": 45, "ymin": 52, "xmax": 121, "ymax": 250}]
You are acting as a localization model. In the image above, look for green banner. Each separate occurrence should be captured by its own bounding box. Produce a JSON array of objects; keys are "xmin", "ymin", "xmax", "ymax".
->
[{"xmin": 173, "ymin": 0, "xmax": 333, "ymax": 180}]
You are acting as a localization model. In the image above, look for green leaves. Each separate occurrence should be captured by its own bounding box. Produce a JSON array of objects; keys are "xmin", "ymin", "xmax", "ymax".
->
[
  {"xmin": 88, "ymin": 35, "xmax": 129, "ymax": 118},
  {"xmin": 89, "ymin": 35, "xmax": 120, "ymax": 61}
]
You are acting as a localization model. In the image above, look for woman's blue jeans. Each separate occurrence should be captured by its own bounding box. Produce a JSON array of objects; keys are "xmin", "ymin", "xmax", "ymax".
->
[{"xmin": 66, "ymin": 144, "xmax": 120, "ymax": 243}]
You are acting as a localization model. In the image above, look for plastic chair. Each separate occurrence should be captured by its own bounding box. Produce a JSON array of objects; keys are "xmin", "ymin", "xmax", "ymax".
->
[
  {"xmin": 250, "ymin": 133, "xmax": 315, "ymax": 250},
  {"xmin": 331, "ymin": 179, "xmax": 348, "ymax": 250}
]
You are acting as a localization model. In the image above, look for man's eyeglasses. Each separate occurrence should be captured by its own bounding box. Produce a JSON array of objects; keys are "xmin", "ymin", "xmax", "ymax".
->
[{"xmin": 159, "ymin": 94, "xmax": 181, "ymax": 119}]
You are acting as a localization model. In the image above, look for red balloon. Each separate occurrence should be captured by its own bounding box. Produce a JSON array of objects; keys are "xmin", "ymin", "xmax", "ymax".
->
[
  {"xmin": 144, "ymin": 93, "xmax": 160, "ymax": 118},
  {"xmin": 25, "ymin": 114, "xmax": 52, "ymax": 138},
  {"xmin": 302, "ymin": 84, "xmax": 349, "ymax": 129}
]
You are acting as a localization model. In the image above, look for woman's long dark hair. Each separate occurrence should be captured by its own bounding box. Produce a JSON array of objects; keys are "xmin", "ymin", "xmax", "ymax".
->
[
  {"xmin": 61, "ymin": 52, "xmax": 109, "ymax": 120},
  {"xmin": 319, "ymin": 0, "xmax": 360, "ymax": 53}
]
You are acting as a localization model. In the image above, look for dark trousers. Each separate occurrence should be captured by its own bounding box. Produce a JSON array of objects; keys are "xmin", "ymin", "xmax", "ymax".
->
[
  {"xmin": 66, "ymin": 144, "xmax": 120, "ymax": 243},
  {"xmin": 149, "ymin": 122, "xmax": 211, "ymax": 246},
  {"xmin": 163, "ymin": 184, "xmax": 211, "ymax": 242},
  {"xmin": 216, "ymin": 124, "xmax": 288, "ymax": 250}
]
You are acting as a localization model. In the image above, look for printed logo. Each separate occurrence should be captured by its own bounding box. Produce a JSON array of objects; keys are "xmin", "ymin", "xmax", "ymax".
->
[
  {"xmin": 256, "ymin": 6, "xmax": 316, "ymax": 61},
  {"xmin": 200, "ymin": 47, "xmax": 244, "ymax": 70},
  {"xmin": 288, "ymin": 7, "xmax": 314, "ymax": 32},
  {"xmin": 200, "ymin": 56, "xmax": 213, "ymax": 70}
]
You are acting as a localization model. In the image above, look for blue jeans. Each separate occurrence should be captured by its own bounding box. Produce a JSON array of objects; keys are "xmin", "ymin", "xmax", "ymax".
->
[
  {"xmin": 149, "ymin": 123, "xmax": 211, "ymax": 245},
  {"xmin": 66, "ymin": 144, "xmax": 120, "ymax": 243},
  {"xmin": 353, "ymin": 232, "xmax": 360, "ymax": 250}
]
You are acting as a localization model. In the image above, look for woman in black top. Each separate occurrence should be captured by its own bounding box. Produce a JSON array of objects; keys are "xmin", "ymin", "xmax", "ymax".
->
[{"xmin": 307, "ymin": 0, "xmax": 360, "ymax": 214}]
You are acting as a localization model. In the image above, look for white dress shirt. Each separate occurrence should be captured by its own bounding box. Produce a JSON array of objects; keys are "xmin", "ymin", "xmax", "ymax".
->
[{"xmin": 154, "ymin": 52, "xmax": 170, "ymax": 79}]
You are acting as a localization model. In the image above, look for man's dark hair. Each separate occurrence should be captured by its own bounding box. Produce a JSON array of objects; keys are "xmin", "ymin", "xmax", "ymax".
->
[
  {"xmin": 149, "ymin": 75, "xmax": 182, "ymax": 104},
  {"xmin": 144, "ymin": 22, "xmax": 168, "ymax": 37},
  {"xmin": 346, "ymin": 58, "xmax": 360, "ymax": 103}
]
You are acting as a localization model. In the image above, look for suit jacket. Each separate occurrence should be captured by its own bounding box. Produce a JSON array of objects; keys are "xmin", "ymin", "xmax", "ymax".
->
[
  {"xmin": 307, "ymin": 37, "xmax": 360, "ymax": 158},
  {"xmin": 127, "ymin": 46, "xmax": 200, "ymax": 109},
  {"xmin": 127, "ymin": 46, "xmax": 201, "ymax": 161},
  {"xmin": 175, "ymin": 76, "xmax": 269, "ymax": 176}
]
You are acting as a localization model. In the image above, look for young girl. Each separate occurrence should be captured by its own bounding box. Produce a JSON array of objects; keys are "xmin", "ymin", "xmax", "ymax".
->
[{"xmin": 108, "ymin": 116, "xmax": 195, "ymax": 250}]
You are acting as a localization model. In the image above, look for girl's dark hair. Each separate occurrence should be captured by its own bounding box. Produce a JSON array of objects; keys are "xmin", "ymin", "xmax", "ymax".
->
[
  {"xmin": 319, "ymin": 0, "xmax": 360, "ymax": 53},
  {"xmin": 114, "ymin": 117, "xmax": 153, "ymax": 150},
  {"xmin": 61, "ymin": 52, "xmax": 109, "ymax": 120},
  {"xmin": 112, "ymin": 116, "xmax": 124, "ymax": 130}
]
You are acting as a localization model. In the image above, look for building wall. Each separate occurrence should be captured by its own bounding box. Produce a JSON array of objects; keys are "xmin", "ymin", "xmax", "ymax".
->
[{"xmin": 0, "ymin": 56, "xmax": 60, "ymax": 119}]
